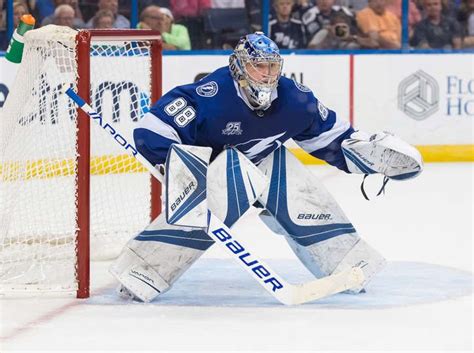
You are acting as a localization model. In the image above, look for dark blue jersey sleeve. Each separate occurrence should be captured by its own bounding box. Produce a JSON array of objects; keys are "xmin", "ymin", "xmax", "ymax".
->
[
  {"xmin": 292, "ymin": 94, "xmax": 354, "ymax": 172},
  {"xmin": 133, "ymin": 87, "xmax": 199, "ymax": 166}
]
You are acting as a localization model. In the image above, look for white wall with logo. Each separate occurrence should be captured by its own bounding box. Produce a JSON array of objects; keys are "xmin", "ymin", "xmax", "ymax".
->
[
  {"xmin": 1, "ymin": 53, "xmax": 472, "ymax": 153},
  {"xmin": 354, "ymin": 54, "xmax": 474, "ymax": 145}
]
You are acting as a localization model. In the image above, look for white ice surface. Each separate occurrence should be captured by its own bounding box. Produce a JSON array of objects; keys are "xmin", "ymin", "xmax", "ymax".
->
[{"xmin": 0, "ymin": 163, "xmax": 472, "ymax": 352}]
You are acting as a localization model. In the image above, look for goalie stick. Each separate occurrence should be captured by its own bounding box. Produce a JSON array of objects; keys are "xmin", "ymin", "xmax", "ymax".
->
[{"xmin": 65, "ymin": 88, "xmax": 365, "ymax": 305}]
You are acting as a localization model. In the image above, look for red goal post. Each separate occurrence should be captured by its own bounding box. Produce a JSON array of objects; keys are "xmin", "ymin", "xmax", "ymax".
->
[{"xmin": 75, "ymin": 29, "xmax": 163, "ymax": 298}]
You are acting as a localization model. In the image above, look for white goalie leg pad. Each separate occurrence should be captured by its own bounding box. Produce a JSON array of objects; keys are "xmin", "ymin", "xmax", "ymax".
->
[
  {"xmin": 165, "ymin": 145, "xmax": 269, "ymax": 228},
  {"xmin": 285, "ymin": 234, "xmax": 386, "ymax": 292},
  {"xmin": 342, "ymin": 131, "xmax": 423, "ymax": 180},
  {"xmin": 207, "ymin": 147, "xmax": 269, "ymax": 227},
  {"xmin": 165, "ymin": 144, "xmax": 212, "ymax": 228},
  {"xmin": 258, "ymin": 209, "xmax": 288, "ymax": 236},
  {"xmin": 258, "ymin": 146, "xmax": 386, "ymax": 291},
  {"xmin": 110, "ymin": 146, "xmax": 269, "ymax": 302},
  {"xmin": 110, "ymin": 213, "xmax": 213, "ymax": 302},
  {"xmin": 258, "ymin": 210, "xmax": 380, "ymax": 291},
  {"xmin": 284, "ymin": 233, "xmax": 358, "ymax": 278},
  {"xmin": 330, "ymin": 238, "xmax": 387, "ymax": 293},
  {"xmin": 109, "ymin": 246, "xmax": 171, "ymax": 302}
]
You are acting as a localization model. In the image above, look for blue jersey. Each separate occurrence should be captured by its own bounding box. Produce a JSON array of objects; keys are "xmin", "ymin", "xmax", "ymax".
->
[{"xmin": 134, "ymin": 66, "xmax": 354, "ymax": 171}]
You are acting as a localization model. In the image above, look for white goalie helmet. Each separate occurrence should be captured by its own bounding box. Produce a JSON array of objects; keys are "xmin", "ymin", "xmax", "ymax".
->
[{"xmin": 229, "ymin": 32, "xmax": 283, "ymax": 111}]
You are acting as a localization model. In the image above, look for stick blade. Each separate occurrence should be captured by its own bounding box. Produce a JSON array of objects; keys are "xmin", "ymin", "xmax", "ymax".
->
[{"xmin": 290, "ymin": 267, "xmax": 366, "ymax": 305}]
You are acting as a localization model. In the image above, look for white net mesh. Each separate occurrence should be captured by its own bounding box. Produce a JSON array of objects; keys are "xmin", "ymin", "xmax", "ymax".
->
[{"xmin": 0, "ymin": 26, "xmax": 157, "ymax": 295}]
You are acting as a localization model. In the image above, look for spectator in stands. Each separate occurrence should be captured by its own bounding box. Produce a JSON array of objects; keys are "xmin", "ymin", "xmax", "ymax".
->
[
  {"xmin": 13, "ymin": 2, "xmax": 29, "ymax": 27},
  {"xmin": 138, "ymin": 5, "xmax": 191, "ymax": 50},
  {"xmin": 91, "ymin": 9, "xmax": 115, "ymax": 29},
  {"xmin": 458, "ymin": 0, "xmax": 474, "ymax": 47},
  {"xmin": 292, "ymin": 0, "xmax": 314, "ymax": 19},
  {"xmin": 415, "ymin": 0, "xmax": 458, "ymax": 16},
  {"xmin": 309, "ymin": 10, "xmax": 361, "ymax": 48},
  {"xmin": 269, "ymin": 0, "xmax": 306, "ymax": 48},
  {"xmin": 410, "ymin": 0, "xmax": 462, "ymax": 48},
  {"xmin": 53, "ymin": 4, "xmax": 75, "ymax": 28},
  {"xmin": 41, "ymin": 0, "xmax": 84, "ymax": 27},
  {"xmin": 159, "ymin": 7, "xmax": 191, "ymax": 49},
  {"xmin": 356, "ymin": 0, "xmax": 401, "ymax": 48},
  {"xmin": 170, "ymin": 0, "xmax": 211, "ymax": 49},
  {"xmin": 300, "ymin": 0, "xmax": 357, "ymax": 47},
  {"xmin": 86, "ymin": 0, "xmax": 130, "ymax": 29},
  {"xmin": 386, "ymin": 0, "xmax": 421, "ymax": 37},
  {"xmin": 138, "ymin": 5, "xmax": 160, "ymax": 29}
]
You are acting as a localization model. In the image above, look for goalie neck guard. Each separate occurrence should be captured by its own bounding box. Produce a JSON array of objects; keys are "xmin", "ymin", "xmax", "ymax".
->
[{"xmin": 229, "ymin": 32, "xmax": 283, "ymax": 112}]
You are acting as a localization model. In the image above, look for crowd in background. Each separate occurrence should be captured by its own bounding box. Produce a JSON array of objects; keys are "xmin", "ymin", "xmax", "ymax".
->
[
  {"xmin": 270, "ymin": 0, "xmax": 473, "ymax": 49},
  {"xmin": 0, "ymin": 0, "xmax": 473, "ymax": 50}
]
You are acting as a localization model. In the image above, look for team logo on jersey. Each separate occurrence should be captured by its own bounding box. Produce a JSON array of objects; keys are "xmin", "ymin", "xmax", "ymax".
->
[
  {"xmin": 222, "ymin": 122, "xmax": 243, "ymax": 135},
  {"xmin": 294, "ymin": 80, "xmax": 311, "ymax": 93},
  {"xmin": 318, "ymin": 101, "xmax": 329, "ymax": 121},
  {"xmin": 196, "ymin": 81, "xmax": 219, "ymax": 97},
  {"xmin": 234, "ymin": 132, "xmax": 286, "ymax": 162}
]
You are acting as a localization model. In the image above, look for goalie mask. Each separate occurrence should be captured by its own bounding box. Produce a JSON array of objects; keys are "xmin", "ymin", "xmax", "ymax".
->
[{"xmin": 229, "ymin": 32, "xmax": 283, "ymax": 111}]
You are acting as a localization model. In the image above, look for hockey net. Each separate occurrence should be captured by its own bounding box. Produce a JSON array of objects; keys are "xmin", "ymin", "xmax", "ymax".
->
[{"xmin": 0, "ymin": 26, "xmax": 162, "ymax": 297}]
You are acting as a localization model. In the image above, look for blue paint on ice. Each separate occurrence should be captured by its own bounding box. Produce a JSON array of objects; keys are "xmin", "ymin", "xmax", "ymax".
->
[{"xmin": 91, "ymin": 259, "xmax": 473, "ymax": 308}]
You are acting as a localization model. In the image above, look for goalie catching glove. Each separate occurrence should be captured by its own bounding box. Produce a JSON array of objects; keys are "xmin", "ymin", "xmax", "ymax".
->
[{"xmin": 342, "ymin": 131, "xmax": 423, "ymax": 199}]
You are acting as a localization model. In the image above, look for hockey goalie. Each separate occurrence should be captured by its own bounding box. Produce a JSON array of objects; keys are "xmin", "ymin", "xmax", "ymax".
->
[{"xmin": 109, "ymin": 32, "xmax": 423, "ymax": 304}]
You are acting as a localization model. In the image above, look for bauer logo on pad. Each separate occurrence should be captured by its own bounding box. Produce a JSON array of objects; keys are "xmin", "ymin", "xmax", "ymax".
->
[{"xmin": 165, "ymin": 144, "xmax": 212, "ymax": 228}]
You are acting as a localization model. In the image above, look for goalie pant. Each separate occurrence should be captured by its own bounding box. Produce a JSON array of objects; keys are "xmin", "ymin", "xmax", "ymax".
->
[{"xmin": 109, "ymin": 146, "xmax": 386, "ymax": 302}]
